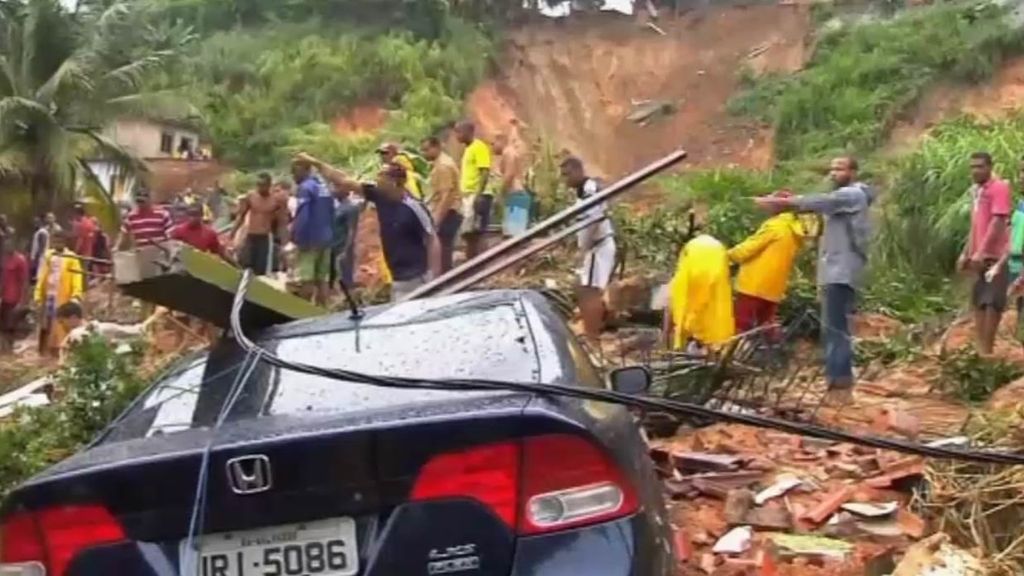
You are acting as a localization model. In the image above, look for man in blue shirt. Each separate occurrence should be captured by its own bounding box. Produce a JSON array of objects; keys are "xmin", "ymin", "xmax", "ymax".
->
[
  {"xmin": 294, "ymin": 153, "xmax": 440, "ymax": 302},
  {"xmin": 291, "ymin": 158, "xmax": 335, "ymax": 305}
]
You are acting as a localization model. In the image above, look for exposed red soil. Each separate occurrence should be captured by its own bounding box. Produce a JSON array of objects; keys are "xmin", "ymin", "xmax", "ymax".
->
[
  {"xmin": 467, "ymin": 6, "xmax": 813, "ymax": 180},
  {"xmin": 332, "ymin": 104, "xmax": 389, "ymax": 136},
  {"xmin": 887, "ymin": 56, "xmax": 1024, "ymax": 154}
]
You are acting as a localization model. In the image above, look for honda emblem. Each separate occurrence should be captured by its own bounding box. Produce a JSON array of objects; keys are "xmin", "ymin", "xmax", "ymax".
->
[{"xmin": 226, "ymin": 455, "xmax": 272, "ymax": 495}]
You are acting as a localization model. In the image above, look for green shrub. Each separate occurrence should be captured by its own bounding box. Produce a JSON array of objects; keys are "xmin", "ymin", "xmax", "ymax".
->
[
  {"xmin": 732, "ymin": 1, "xmax": 1024, "ymax": 161},
  {"xmin": 939, "ymin": 346, "xmax": 1024, "ymax": 404},
  {"xmin": 0, "ymin": 335, "xmax": 153, "ymax": 497}
]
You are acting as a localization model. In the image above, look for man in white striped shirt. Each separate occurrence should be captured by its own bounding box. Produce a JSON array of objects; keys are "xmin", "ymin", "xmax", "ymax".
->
[{"xmin": 561, "ymin": 156, "xmax": 617, "ymax": 343}]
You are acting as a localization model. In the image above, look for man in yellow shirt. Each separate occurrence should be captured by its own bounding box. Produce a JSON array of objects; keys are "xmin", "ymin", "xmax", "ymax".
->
[
  {"xmin": 377, "ymin": 143, "xmax": 422, "ymax": 199},
  {"xmin": 456, "ymin": 120, "xmax": 492, "ymax": 259},
  {"xmin": 728, "ymin": 191, "xmax": 806, "ymax": 337}
]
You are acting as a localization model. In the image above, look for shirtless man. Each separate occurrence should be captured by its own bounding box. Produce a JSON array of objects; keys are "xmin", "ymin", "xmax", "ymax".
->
[
  {"xmin": 493, "ymin": 133, "xmax": 526, "ymax": 197},
  {"xmin": 231, "ymin": 172, "xmax": 288, "ymax": 276}
]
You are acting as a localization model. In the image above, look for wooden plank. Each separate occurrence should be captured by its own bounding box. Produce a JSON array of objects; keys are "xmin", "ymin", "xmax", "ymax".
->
[{"xmin": 114, "ymin": 242, "xmax": 325, "ymax": 329}]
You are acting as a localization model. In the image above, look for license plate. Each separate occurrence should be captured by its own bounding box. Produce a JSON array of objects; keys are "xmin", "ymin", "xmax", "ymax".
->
[{"xmin": 180, "ymin": 518, "xmax": 358, "ymax": 576}]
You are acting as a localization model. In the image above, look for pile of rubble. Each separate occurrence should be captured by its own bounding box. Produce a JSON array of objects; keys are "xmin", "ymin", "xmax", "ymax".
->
[{"xmin": 653, "ymin": 424, "xmax": 985, "ymax": 576}]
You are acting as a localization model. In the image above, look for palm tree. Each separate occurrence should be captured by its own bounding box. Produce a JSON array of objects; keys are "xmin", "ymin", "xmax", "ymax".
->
[{"xmin": 0, "ymin": 0, "xmax": 195, "ymax": 213}]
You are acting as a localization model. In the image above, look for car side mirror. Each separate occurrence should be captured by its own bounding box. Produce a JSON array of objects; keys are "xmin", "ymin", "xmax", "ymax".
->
[{"xmin": 608, "ymin": 366, "xmax": 651, "ymax": 395}]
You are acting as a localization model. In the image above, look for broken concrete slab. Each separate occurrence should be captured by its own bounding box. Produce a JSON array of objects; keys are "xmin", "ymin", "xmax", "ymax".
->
[
  {"xmin": 754, "ymin": 474, "xmax": 803, "ymax": 505},
  {"xmin": 712, "ymin": 526, "xmax": 753, "ymax": 554}
]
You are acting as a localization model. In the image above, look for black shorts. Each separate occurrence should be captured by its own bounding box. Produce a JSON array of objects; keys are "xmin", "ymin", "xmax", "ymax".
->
[
  {"xmin": 242, "ymin": 234, "xmax": 275, "ymax": 276},
  {"xmin": 973, "ymin": 260, "xmax": 1009, "ymax": 312},
  {"xmin": 467, "ymin": 194, "xmax": 494, "ymax": 234}
]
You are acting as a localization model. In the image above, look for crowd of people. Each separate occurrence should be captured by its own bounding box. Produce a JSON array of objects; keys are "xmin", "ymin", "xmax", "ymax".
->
[
  {"xmin": 661, "ymin": 151, "xmax": 1024, "ymax": 407},
  {"xmin": 0, "ymin": 120, "xmax": 528, "ymax": 348},
  {"xmin": 20, "ymin": 130, "xmax": 1022, "ymax": 409}
]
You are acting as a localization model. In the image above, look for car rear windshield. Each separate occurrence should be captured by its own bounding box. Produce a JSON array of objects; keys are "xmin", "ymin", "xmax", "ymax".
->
[{"xmin": 103, "ymin": 297, "xmax": 560, "ymax": 442}]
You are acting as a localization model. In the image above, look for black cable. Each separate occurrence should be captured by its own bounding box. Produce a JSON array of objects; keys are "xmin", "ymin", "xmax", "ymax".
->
[{"xmin": 229, "ymin": 270, "xmax": 1024, "ymax": 466}]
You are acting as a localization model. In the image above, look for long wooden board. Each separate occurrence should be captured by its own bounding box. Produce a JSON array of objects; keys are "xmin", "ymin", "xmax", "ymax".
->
[{"xmin": 113, "ymin": 242, "xmax": 325, "ymax": 329}]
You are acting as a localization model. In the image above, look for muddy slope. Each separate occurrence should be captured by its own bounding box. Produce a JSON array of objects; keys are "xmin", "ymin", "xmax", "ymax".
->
[{"xmin": 468, "ymin": 6, "xmax": 812, "ymax": 178}]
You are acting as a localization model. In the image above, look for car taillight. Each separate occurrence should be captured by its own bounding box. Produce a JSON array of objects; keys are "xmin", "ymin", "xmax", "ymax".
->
[
  {"xmin": 0, "ymin": 505, "xmax": 125, "ymax": 576},
  {"xmin": 518, "ymin": 434, "xmax": 638, "ymax": 535},
  {"xmin": 411, "ymin": 434, "xmax": 637, "ymax": 535}
]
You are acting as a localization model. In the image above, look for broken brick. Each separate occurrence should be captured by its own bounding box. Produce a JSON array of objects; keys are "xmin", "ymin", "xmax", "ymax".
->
[
  {"xmin": 870, "ymin": 407, "xmax": 921, "ymax": 440},
  {"xmin": 674, "ymin": 528, "xmax": 694, "ymax": 563},
  {"xmin": 673, "ymin": 452, "xmax": 744, "ymax": 473},
  {"xmin": 801, "ymin": 485, "xmax": 855, "ymax": 525},
  {"xmin": 865, "ymin": 458, "xmax": 925, "ymax": 489},
  {"xmin": 896, "ymin": 508, "xmax": 927, "ymax": 539},
  {"xmin": 700, "ymin": 552, "xmax": 719, "ymax": 574},
  {"xmin": 744, "ymin": 504, "xmax": 793, "ymax": 531},
  {"xmin": 724, "ymin": 489, "xmax": 755, "ymax": 525},
  {"xmin": 693, "ymin": 478, "xmax": 733, "ymax": 499},
  {"xmin": 863, "ymin": 549, "xmax": 897, "ymax": 576}
]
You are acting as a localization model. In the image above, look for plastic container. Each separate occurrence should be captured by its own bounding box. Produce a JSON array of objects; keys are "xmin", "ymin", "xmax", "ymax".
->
[{"xmin": 503, "ymin": 191, "xmax": 532, "ymax": 237}]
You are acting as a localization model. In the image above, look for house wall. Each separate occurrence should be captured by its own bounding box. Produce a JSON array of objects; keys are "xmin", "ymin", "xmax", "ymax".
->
[{"xmin": 104, "ymin": 119, "xmax": 200, "ymax": 159}]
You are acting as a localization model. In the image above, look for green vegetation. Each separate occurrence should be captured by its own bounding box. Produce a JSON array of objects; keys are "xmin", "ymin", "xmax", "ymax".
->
[
  {"xmin": 878, "ymin": 115, "xmax": 1024, "ymax": 278},
  {"xmin": 0, "ymin": 0, "xmax": 193, "ymax": 211},
  {"xmin": 171, "ymin": 18, "xmax": 494, "ymax": 169},
  {"xmin": 731, "ymin": 1, "xmax": 1024, "ymax": 161},
  {"xmin": 939, "ymin": 346, "xmax": 1024, "ymax": 403},
  {"xmin": 0, "ymin": 335, "xmax": 152, "ymax": 497}
]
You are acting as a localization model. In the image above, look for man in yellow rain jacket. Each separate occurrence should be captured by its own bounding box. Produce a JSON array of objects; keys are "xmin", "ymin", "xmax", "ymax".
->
[
  {"xmin": 664, "ymin": 234, "xmax": 734, "ymax": 350},
  {"xmin": 728, "ymin": 191, "xmax": 806, "ymax": 335},
  {"xmin": 35, "ymin": 231, "xmax": 84, "ymax": 357}
]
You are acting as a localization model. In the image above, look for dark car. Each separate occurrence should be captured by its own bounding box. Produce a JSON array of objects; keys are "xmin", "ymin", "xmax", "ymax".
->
[{"xmin": 0, "ymin": 290, "xmax": 674, "ymax": 576}]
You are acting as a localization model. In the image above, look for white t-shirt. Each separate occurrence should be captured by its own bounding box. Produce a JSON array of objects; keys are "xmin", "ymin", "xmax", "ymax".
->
[{"xmin": 575, "ymin": 178, "xmax": 615, "ymax": 251}]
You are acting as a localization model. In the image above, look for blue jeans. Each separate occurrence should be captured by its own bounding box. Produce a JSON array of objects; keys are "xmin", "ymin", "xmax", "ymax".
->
[{"xmin": 822, "ymin": 283, "xmax": 856, "ymax": 388}]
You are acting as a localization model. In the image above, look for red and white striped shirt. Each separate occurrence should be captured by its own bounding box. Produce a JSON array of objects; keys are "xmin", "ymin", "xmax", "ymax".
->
[{"xmin": 122, "ymin": 208, "xmax": 172, "ymax": 246}]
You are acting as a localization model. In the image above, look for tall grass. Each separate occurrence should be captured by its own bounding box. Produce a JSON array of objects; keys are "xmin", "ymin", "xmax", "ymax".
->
[
  {"xmin": 732, "ymin": 1, "xmax": 1024, "ymax": 161},
  {"xmin": 877, "ymin": 114, "xmax": 1024, "ymax": 280}
]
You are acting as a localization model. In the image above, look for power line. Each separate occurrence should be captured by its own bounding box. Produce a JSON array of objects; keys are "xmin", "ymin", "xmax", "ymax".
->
[{"xmin": 228, "ymin": 270, "xmax": 1024, "ymax": 466}]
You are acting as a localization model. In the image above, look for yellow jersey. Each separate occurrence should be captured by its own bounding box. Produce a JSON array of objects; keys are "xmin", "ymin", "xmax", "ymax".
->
[{"xmin": 460, "ymin": 139, "xmax": 492, "ymax": 195}]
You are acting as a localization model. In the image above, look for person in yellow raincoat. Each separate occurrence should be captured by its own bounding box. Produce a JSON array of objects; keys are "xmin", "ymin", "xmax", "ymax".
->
[
  {"xmin": 35, "ymin": 231, "xmax": 84, "ymax": 357},
  {"xmin": 728, "ymin": 191, "xmax": 807, "ymax": 336},
  {"xmin": 664, "ymin": 234, "xmax": 734, "ymax": 351}
]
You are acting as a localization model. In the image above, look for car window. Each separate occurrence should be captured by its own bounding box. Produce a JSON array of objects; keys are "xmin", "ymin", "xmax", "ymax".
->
[{"xmin": 102, "ymin": 302, "xmax": 548, "ymax": 442}]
